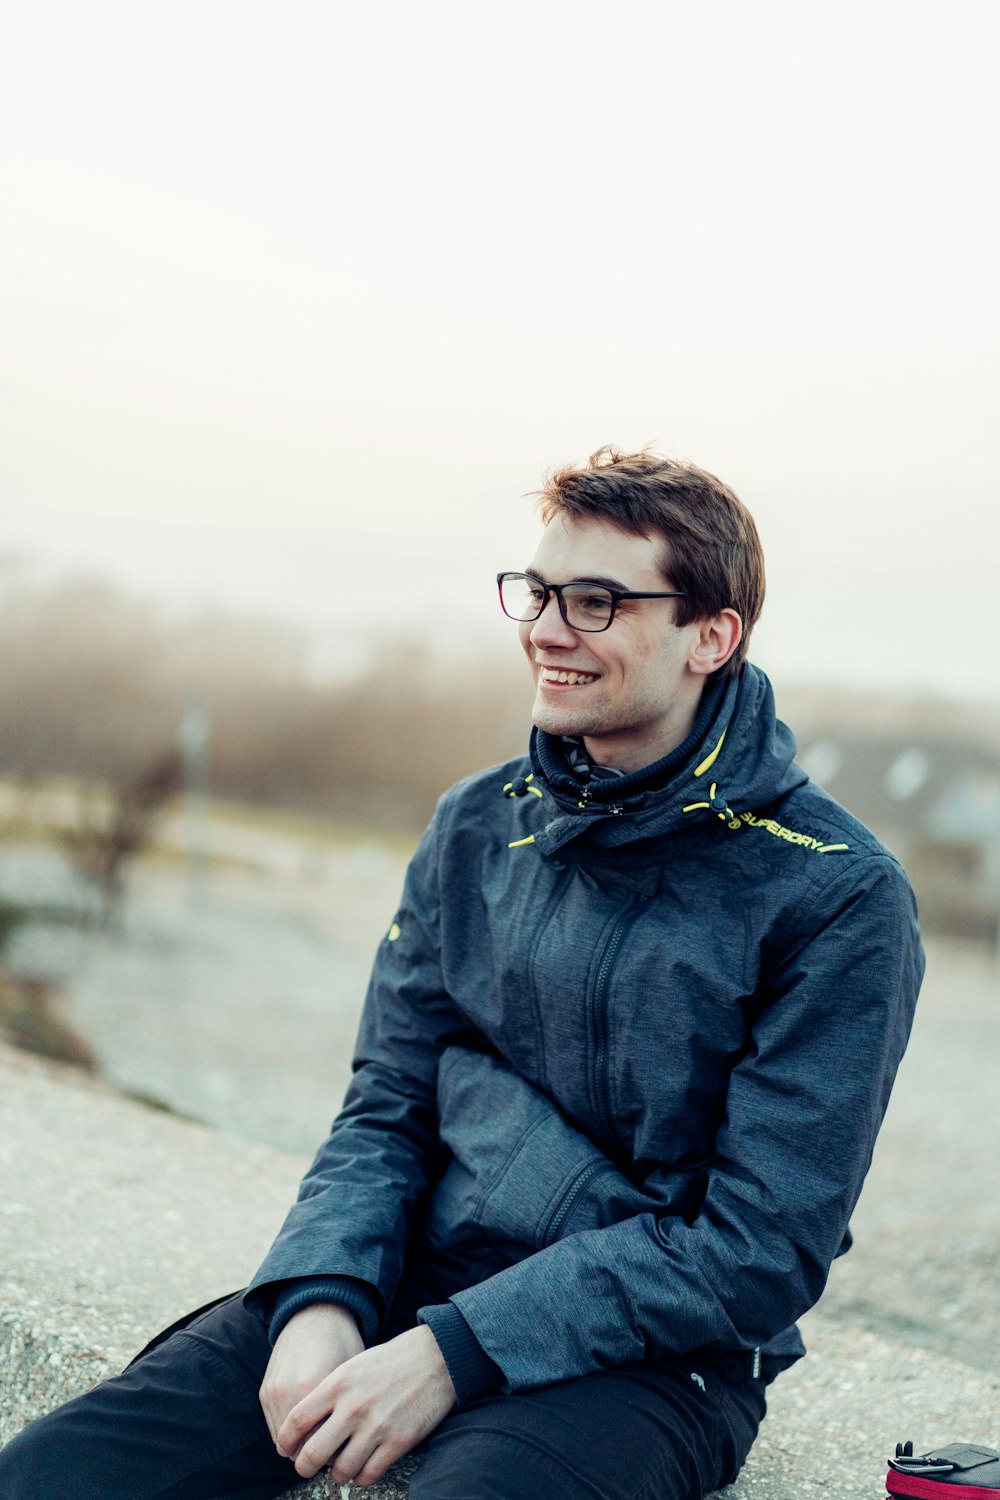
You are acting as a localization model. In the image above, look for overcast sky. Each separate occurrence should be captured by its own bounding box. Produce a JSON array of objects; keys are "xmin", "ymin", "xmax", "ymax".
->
[{"xmin": 2, "ymin": 2, "xmax": 997, "ymax": 698}]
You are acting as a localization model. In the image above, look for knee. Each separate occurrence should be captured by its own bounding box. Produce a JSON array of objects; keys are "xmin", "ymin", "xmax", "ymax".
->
[{"xmin": 411, "ymin": 1425, "xmax": 583, "ymax": 1500}]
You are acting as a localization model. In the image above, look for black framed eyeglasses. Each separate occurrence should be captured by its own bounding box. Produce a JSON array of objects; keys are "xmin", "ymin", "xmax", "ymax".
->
[{"xmin": 497, "ymin": 572, "xmax": 686, "ymax": 633}]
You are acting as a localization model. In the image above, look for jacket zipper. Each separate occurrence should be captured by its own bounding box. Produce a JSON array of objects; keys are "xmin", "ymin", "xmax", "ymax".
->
[
  {"xmin": 588, "ymin": 895, "xmax": 648, "ymax": 1149},
  {"xmin": 541, "ymin": 1159, "xmax": 618, "ymax": 1247},
  {"xmin": 525, "ymin": 865, "xmax": 575, "ymax": 1091}
]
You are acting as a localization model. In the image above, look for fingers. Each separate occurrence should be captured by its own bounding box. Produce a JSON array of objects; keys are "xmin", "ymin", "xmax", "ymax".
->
[
  {"xmin": 351, "ymin": 1445, "xmax": 397, "ymax": 1487},
  {"xmin": 275, "ymin": 1376, "xmax": 342, "ymax": 1461},
  {"xmin": 259, "ymin": 1382, "xmax": 293, "ymax": 1446},
  {"xmin": 277, "ymin": 1374, "xmax": 405, "ymax": 1481},
  {"xmin": 259, "ymin": 1395, "xmax": 279, "ymax": 1446},
  {"xmin": 296, "ymin": 1424, "xmax": 401, "ymax": 1486},
  {"xmin": 259, "ymin": 1369, "xmax": 322, "ymax": 1447},
  {"xmin": 296, "ymin": 1424, "xmax": 380, "ymax": 1483},
  {"xmin": 278, "ymin": 1328, "xmax": 458, "ymax": 1482},
  {"xmin": 258, "ymin": 1303, "xmax": 365, "ymax": 1447},
  {"xmin": 285, "ymin": 1397, "xmax": 383, "ymax": 1480}
]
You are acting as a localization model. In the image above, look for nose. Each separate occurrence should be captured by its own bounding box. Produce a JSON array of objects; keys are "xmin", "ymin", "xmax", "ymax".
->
[{"xmin": 527, "ymin": 591, "xmax": 578, "ymax": 651}]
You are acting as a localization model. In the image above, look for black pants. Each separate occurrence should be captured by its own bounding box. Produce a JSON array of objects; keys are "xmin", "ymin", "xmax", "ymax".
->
[{"xmin": 0, "ymin": 1295, "xmax": 768, "ymax": 1500}]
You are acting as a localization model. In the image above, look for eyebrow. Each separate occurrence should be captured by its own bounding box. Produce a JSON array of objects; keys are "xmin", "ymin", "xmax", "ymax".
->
[{"xmin": 523, "ymin": 569, "xmax": 632, "ymax": 591}]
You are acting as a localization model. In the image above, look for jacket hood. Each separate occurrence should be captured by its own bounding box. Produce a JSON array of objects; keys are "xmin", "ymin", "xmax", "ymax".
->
[{"xmin": 527, "ymin": 662, "xmax": 807, "ymax": 857}]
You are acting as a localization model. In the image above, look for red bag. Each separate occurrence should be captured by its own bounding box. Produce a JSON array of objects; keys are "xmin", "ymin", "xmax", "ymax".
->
[{"xmin": 887, "ymin": 1442, "xmax": 1000, "ymax": 1499}]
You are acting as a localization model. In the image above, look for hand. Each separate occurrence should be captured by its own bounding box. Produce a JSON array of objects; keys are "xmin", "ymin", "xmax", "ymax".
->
[
  {"xmin": 259, "ymin": 1303, "xmax": 365, "ymax": 1446},
  {"xmin": 276, "ymin": 1324, "xmax": 458, "ymax": 1486}
]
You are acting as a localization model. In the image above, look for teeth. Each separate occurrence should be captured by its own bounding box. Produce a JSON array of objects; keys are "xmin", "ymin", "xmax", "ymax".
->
[{"xmin": 541, "ymin": 668, "xmax": 596, "ymax": 685}]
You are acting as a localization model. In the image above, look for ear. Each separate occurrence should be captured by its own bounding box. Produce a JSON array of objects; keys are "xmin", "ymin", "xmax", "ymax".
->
[{"xmin": 687, "ymin": 608, "xmax": 743, "ymax": 677}]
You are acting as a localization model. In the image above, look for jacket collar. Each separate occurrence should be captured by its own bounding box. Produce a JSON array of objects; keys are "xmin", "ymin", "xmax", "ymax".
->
[
  {"xmin": 528, "ymin": 664, "xmax": 805, "ymax": 858},
  {"xmin": 533, "ymin": 671, "xmax": 729, "ymax": 808}
]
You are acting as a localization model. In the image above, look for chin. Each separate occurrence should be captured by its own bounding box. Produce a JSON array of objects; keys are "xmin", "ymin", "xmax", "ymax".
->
[
  {"xmin": 531, "ymin": 702, "xmax": 567, "ymax": 735},
  {"xmin": 531, "ymin": 701, "xmax": 588, "ymax": 739}
]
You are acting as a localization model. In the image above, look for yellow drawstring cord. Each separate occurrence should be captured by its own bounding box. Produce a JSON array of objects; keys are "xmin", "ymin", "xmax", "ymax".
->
[{"xmin": 503, "ymin": 773, "xmax": 543, "ymax": 799}]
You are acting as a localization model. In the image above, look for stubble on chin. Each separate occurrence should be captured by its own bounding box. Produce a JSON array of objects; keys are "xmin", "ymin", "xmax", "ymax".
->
[
  {"xmin": 530, "ymin": 689, "xmax": 567, "ymax": 737},
  {"xmin": 531, "ymin": 689, "xmax": 605, "ymax": 741}
]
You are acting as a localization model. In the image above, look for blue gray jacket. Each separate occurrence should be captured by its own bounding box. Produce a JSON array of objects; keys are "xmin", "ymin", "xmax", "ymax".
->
[{"xmin": 247, "ymin": 664, "xmax": 923, "ymax": 1398}]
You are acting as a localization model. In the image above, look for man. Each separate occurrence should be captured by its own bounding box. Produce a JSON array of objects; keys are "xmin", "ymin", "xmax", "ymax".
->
[{"xmin": 0, "ymin": 446, "xmax": 923, "ymax": 1499}]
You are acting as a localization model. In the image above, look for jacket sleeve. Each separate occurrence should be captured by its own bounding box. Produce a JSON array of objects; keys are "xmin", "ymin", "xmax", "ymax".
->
[
  {"xmin": 245, "ymin": 802, "xmax": 469, "ymax": 1323},
  {"xmin": 445, "ymin": 854, "xmax": 924, "ymax": 1390}
]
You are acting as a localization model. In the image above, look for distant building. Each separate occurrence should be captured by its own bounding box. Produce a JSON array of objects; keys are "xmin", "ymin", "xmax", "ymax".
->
[{"xmin": 799, "ymin": 737, "xmax": 1000, "ymax": 946}]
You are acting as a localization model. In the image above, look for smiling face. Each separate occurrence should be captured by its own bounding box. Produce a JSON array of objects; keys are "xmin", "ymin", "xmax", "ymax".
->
[{"xmin": 519, "ymin": 515, "xmax": 738, "ymax": 773}]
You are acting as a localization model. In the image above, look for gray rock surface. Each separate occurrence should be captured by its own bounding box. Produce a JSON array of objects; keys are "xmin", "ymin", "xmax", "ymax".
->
[{"xmin": 0, "ymin": 1043, "xmax": 409, "ymax": 1498}]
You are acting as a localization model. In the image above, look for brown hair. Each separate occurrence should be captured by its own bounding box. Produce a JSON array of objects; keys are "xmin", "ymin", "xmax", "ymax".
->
[{"xmin": 538, "ymin": 445, "xmax": 765, "ymax": 673}]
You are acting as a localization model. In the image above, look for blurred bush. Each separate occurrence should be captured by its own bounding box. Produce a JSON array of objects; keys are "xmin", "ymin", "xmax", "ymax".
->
[
  {"xmin": 0, "ymin": 970, "xmax": 96, "ymax": 1069},
  {"xmin": 0, "ymin": 900, "xmax": 96, "ymax": 1067},
  {"xmin": 0, "ymin": 566, "xmax": 529, "ymax": 831}
]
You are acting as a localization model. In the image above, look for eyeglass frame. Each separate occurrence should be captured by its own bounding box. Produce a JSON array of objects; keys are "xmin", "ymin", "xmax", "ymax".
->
[{"xmin": 496, "ymin": 571, "xmax": 687, "ymax": 633}]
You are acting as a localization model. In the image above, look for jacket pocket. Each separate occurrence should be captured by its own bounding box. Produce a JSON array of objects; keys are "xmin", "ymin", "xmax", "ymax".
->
[{"xmin": 435, "ymin": 1046, "xmax": 654, "ymax": 1252}]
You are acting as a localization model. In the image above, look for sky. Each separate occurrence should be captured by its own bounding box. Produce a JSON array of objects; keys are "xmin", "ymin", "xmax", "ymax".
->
[{"xmin": 2, "ymin": 1, "xmax": 998, "ymax": 698}]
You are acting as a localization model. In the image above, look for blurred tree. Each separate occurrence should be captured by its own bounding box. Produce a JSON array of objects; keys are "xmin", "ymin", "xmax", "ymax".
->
[{"xmin": 58, "ymin": 751, "xmax": 183, "ymax": 926}]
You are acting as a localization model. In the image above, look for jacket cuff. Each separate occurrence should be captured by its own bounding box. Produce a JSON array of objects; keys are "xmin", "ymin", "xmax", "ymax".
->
[
  {"xmin": 418, "ymin": 1302, "xmax": 505, "ymax": 1407},
  {"xmin": 249, "ymin": 1276, "xmax": 381, "ymax": 1346}
]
